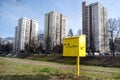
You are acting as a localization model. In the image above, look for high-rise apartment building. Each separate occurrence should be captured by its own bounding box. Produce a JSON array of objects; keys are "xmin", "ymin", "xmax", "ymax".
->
[
  {"xmin": 14, "ymin": 17, "xmax": 38, "ymax": 52},
  {"xmin": 44, "ymin": 11, "xmax": 68, "ymax": 51},
  {"xmin": 82, "ymin": 1, "xmax": 109, "ymax": 52}
]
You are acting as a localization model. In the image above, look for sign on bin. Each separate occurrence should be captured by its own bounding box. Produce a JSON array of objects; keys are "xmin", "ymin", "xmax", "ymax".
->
[{"xmin": 63, "ymin": 35, "xmax": 86, "ymax": 57}]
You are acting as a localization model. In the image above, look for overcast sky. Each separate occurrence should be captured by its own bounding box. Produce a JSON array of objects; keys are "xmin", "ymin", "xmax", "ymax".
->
[{"xmin": 0, "ymin": 0, "xmax": 120, "ymax": 38}]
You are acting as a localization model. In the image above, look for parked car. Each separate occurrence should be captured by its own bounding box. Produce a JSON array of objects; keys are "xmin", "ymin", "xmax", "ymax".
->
[
  {"xmin": 94, "ymin": 52, "xmax": 99, "ymax": 56},
  {"xmin": 115, "ymin": 52, "xmax": 120, "ymax": 55},
  {"xmin": 1, "ymin": 52, "xmax": 9, "ymax": 56},
  {"xmin": 86, "ymin": 52, "xmax": 93, "ymax": 56},
  {"xmin": 102, "ymin": 52, "xmax": 110, "ymax": 55},
  {"xmin": 12, "ymin": 54, "xmax": 17, "ymax": 58}
]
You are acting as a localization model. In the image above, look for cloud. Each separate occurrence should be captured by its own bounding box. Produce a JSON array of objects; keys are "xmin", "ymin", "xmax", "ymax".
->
[
  {"xmin": 51, "ymin": 0, "xmax": 65, "ymax": 10},
  {"xmin": 0, "ymin": 0, "xmax": 25, "ymax": 7},
  {"xmin": 0, "ymin": 0, "xmax": 26, "ymax": 18}
]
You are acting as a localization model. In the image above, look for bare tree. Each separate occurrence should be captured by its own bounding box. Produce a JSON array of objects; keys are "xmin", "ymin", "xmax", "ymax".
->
[
  {"xmin": 108, "ymin": 18, "xmax": 120, "ymax": 56},
  {"xmin": 76, "ymin": 29, "xmax": 81, "ymax": 36},
  {"xmin": 53, "ymin": 44, "xmax": 63, "ymax": 54},
  {"xmin": 45, "ymin": 35, "xmax": 52, "ymax": 53},
  {"xmin": 68, "ymin": 29, "xmax": 73, "ymax": 36},
  {"xmin": 25, "ymin": 38, "xmax": 38, "ymax": 53}
]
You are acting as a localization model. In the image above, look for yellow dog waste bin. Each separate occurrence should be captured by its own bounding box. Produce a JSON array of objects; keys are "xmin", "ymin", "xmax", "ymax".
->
[{"xmin": 63, "ymin": 34, "xmax": 86, "ymax": 76}]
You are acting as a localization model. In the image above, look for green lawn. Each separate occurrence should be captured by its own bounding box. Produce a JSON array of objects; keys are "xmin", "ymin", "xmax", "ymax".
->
[{"xmin": 0, "ymin": 57, "xmax": 120, "ymax": 80}]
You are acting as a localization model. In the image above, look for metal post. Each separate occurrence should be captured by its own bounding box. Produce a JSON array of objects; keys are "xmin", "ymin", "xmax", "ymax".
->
[{"xmin": 76, "ymin": 56, "xmax": 80, "ymax": 77}]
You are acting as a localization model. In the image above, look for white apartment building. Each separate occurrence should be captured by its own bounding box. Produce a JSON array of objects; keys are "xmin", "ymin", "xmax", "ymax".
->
[
  {"xmin": 14, "ymin": 26, "xmax": 19, "ymax": 51},
  {"xmin": 14, "ymin": 17, "xmax": 38, "ymax": 52},
  {"xmin": 82, "ymin": 1, "xmax": 109, "ymax": 52},
  {"xmin": 44, "ymin": 11, "xmax": 68, "ymax": 51}
]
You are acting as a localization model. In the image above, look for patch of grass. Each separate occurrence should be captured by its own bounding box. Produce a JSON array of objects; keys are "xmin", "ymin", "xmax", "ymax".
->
[
  {"xmin": 32, "ymin": 67, "xmax": 59, "ymax": 74},
  {"xmin": 80, "ymin": 65, "xmax": 120, "ymax": 80},
  {"xmin": 40, "ymin": 67, "xmax": 56, "ymax": 73},
  {"xmin": 0, "ymin": 57, "xmax": 120, "ymax": 80},
  {"xmin": 26, "ymin": 54, "xmax": 120, "ymax": 68},
  {"xmin": 26, "ymin": 54, "xmax": 76, "ymax": 65}
]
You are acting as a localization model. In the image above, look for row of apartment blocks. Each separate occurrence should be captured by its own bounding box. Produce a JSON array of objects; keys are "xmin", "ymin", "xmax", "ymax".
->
[
  {"xmin": 14, "ymin": 1, "xmax": 109, "ymax": 53},
  {"xmin": 14, "ymin": 11, "xmax": 68, "ymax": 52}
]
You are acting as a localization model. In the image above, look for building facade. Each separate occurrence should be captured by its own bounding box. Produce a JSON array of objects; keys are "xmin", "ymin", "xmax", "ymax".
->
[
  {"xmin": 82, "ymin": 1, "xmax": 109, "ymax": 52},
  {"xmin": 44, "ymin": 11, "xmax": 68, "ymax": 51},
  {"xmin": 14, "ymin": 17, "xmax": 38, "ymax": 52}
]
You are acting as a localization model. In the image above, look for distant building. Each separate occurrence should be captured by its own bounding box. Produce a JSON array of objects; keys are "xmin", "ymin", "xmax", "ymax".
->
[
  {"xmin": 14, "ymin": 17, "xmax": 38, "ymax": 52},
  {"xmin": 44, "ymin": 11, "xmax": 68, "ymax": 51},
  {"xmin": 82, "ymin": 1, "xmax": 109, "ymax": 52}
]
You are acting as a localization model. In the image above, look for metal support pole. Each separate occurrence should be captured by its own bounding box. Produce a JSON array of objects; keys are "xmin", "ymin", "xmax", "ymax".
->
[{"xmin": 76, "ymin": 56, "xmax": 80, "ymax": 77}]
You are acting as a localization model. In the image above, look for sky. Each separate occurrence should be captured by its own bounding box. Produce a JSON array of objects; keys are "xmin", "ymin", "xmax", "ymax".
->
[{"xmin": 0, "ymin": 0, "xmax": 120, "ymax": 38}]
